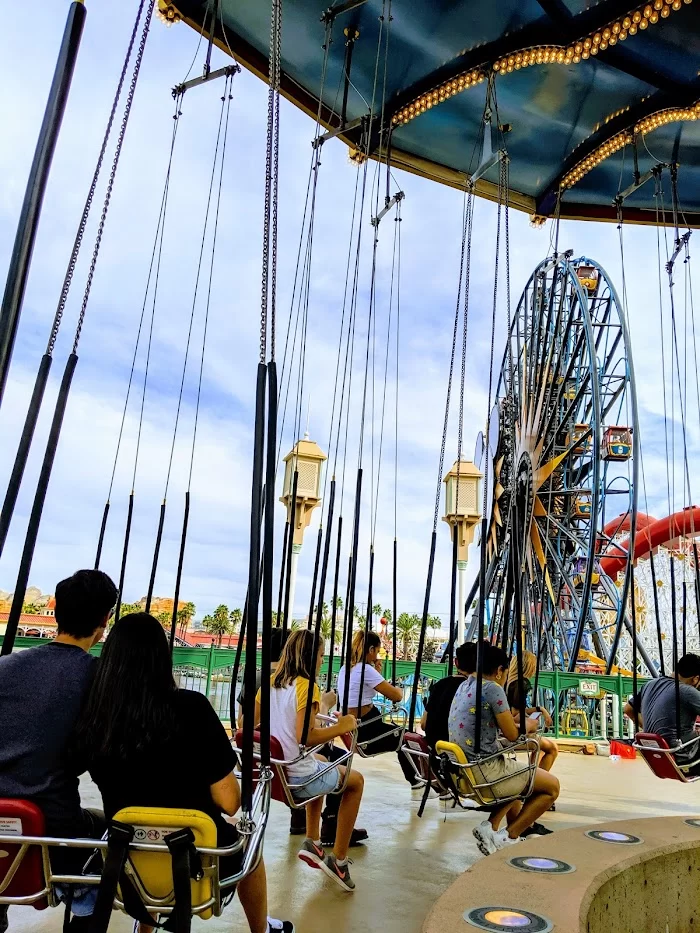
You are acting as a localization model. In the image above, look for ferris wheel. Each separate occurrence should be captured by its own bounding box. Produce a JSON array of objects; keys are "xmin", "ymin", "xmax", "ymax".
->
[{"xmin": 473, "ymin": 253, "xmax": 640, "ymax": 673}]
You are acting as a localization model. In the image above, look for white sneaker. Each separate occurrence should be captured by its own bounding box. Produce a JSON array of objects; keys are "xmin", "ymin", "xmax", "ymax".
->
[
  {"xmin": 411, "ymin": 783, "xmax": 438, "ymax": 799},
  {"xmin": 493, "ymin": 828, "xmax": 523, "ymax": 849},
  {"xmin": 472, "ymin": 820, "xmax": 499, "ymax": 855}
]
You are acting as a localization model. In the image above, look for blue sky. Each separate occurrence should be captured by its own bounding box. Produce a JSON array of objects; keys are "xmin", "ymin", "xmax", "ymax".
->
[{"xmin": 0, "ymin": 3, "xmax": 697, "ymax": 629}]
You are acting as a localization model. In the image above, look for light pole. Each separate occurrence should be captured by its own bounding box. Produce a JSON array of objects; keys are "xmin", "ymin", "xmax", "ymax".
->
[
  {"xmin": 443, "ymin": 460, "xmax": 482, "ymax": 644},
  {"xmin": 280, "ymin": 434, "xmax": 327, "ymax": 625}
]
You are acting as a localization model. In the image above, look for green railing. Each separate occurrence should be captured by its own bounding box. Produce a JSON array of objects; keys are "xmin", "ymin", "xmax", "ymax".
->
[{"xmin": 0, "ymin": 636, "xmax": 646, "ymax": 738}]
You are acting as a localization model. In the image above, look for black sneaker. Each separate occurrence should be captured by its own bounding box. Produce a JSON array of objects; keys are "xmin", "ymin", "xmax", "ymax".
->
[
  {"xmin": 268, "ymin": 920, "xmax": 295, "ymax": 933},
  {"xmin": 522, "ymin": 822, "xmax": 553, "ymax": 837},
  {"xmin": 320, "ymin": 823, "xmax": 368, "ymax": 847},
  {"xmin": 289, "ymin": 810, "xmax": 307, "ymax": 835}
]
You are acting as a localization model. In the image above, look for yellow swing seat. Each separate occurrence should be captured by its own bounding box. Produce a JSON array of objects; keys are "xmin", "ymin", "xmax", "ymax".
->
[{"xmin": 435, "ymin": 738, "xmax": 540, "ymax": 807}]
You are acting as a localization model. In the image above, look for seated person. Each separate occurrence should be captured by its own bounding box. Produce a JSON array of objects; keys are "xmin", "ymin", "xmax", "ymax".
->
[
  {"xmin": 0, "ymin": 569, "xmax": 117, "ymax": 932},
  {"xmin": 506, "ymin": 650, "xmax": 558, "ymax": 775},
  {"xmin": 259, "ymin": 629, "xmax": 363, "ymax": 893},
  {"xmin": 336, "ymin": 631, "xmax": 418, "ymax": 788},
  {"xmin": 239, "ymin": 629, "xmax": 367, "ymax": 846},
  {"xmin": 421, "ymin": 641, "xmax": 479, "ymax": 748},
  {"xmin": 624, "ymin": 653, "xmax": 700, "ymax": 773},
  {"xmin": 70, "ymin": 613, "xmax": 293, "ymax": 933},
  {"xmin": 449, "ymin": 644, "xmax": 560, "ymax": 855}
]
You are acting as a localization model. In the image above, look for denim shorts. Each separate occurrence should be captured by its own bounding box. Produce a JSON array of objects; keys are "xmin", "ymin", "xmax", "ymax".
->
[{"xmin": 292, "ymin": 761, "xmax": 342, "ymax": 802}]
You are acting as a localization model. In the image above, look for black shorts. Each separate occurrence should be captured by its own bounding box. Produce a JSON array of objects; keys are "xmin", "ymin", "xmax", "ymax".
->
[
  {"xmin": 47, "ymin": 808, "xmax": 107, "ymax": 875},
  {"xmin": 217, "ymin": 820, "xmax": 244, "ymax": 883},
  {"xmin": 680, "ymin": 755, "xmax": 700, "ymax": 777}
]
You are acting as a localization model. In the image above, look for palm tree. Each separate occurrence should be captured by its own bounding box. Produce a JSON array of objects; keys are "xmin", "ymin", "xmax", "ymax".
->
[
  {"xmin": 22, "ymin": 602, "xmax": 42, "ymax": 615},
  {"xmin": 203, "ymin": 604, "xmax": 232, "ymax": 647},
  {"xmin": 372, "ymin": 603, "xmax": 383, "ymax": 625},
  {"xmin": 229, "ymin": 607, "xmax": 242, "ymax": 632},
  {"xmin": 395, "ymin": 613, "xmax": 439, "ymax": 660},
  {"xmin": 178, "ymin": 601, "xmax": 196, "ymax": 636}
]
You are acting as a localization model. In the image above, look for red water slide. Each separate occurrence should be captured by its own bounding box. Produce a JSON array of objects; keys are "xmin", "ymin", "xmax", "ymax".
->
[{"xmin": 600, "ymin": 507, "xmax": 700, "ymax": 579}]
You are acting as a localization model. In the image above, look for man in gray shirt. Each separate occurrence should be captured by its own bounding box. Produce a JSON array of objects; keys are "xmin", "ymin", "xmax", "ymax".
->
[
  {"xmin": 626, "ymin": 653, "xmax": 700, "ymax": 769},
  {"xmin": 0, "ymin": 569, "xmax": 117, "ymax": 931}
]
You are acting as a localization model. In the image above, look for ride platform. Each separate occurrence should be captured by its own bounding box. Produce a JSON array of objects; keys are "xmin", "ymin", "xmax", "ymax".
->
[{"xmin": 8, "ymin": 752, "xmax": 700, "ymax": 932}]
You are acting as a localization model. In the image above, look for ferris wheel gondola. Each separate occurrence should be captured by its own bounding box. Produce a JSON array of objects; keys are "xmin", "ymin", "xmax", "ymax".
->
[{"xmin": 471, "ymin": 254, "xmax": 644, "ymax": 675}]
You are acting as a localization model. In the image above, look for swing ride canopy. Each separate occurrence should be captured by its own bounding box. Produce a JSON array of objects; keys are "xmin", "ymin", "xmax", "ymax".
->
[{"xmin": 166, "ymin": 0, "xmax": 700, "ymax": 225}]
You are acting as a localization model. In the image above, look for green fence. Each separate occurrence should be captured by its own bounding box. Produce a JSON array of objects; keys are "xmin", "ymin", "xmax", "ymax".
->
[{"xmin": 0, "ymin": 636, "xmax": 646, "ymax": 738}]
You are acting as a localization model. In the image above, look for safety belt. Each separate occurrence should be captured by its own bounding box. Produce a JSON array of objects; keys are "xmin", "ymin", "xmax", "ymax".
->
[{"xmin": 88, "ymin": 821, "xmax": 202, "ymax": 933}]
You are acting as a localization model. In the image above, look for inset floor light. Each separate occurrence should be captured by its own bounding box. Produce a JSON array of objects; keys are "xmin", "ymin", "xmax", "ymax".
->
[
  {"xmin": 464, "ymin": 907, "xmax": 553, "ymax": 931},
  {"xmin": 509, "ymin": 855, "xmax": 575, "ymax": 874},
  {"xmin": 585, "ymin": 830, "xmax": 642, "ymax": 844}
]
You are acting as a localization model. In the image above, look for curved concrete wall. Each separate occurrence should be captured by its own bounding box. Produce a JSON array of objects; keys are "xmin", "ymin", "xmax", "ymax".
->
[
  {"xmin": 585, "ymin": 846, "xmax": 700, "ymax": 933},
  {"xmin": 423, "ymin": 817, "xmax": 700, "ymax": 933}
]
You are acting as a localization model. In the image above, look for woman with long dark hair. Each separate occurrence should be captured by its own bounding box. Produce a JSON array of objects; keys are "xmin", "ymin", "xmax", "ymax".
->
[
  {"xmin": 336, "ymin": 630, "xmax": 418, "ymax": 788},
  {"xmin": 71, "ymin": 613, "xmax": 292, "ymax": 933}
]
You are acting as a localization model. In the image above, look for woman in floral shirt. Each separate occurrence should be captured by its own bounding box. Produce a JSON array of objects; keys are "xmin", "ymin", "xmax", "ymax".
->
[{"xmin": 448, "ymin": 644, "xmax": 560, "ymax": 854}]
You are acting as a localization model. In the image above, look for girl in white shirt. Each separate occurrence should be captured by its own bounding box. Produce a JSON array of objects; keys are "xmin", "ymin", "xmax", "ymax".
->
[
  {"xmin": 336, "ymin": 631, "xmax": 419, "ymax": 787},
  {"xmin": 256, "ymin": 629, "xmax": 364, "ymax": 892}
]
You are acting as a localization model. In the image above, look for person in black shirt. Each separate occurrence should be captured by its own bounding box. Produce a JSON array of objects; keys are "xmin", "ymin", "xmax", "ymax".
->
[
  {"xmin": 421, "ymin": 641, "xmax": 478, "ymax": 748},
  {"xmin": 0, "ymin": 568, "xmax": 117, "ymax": 933},
  {"xmin": 71, "ymin": 613, "xmax": 293, "ymax": 933}
]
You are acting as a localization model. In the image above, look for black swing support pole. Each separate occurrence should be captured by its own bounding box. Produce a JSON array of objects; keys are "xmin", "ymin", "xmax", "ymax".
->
[
  {"xmin": 474, "ymin": 517, "xmax": 489, "ymax": 753},
  {"xmin": 277, "ymin": 521, "xmax": 289, "ymax": 626},
  {"xmin": 0, "ymin": 355, "xmax": 52, "ymax": 557},
  {"xmin": 114, "ymin": 492, "xmax": 135, "ymax": 623},
  {"xmin": 408, "ymin": 531, "xmax": 436, "ymax": 732},
  {"xmin": 392, "ymin": 537, "xmax": 398, "ymax": 685},
  {"xmin": 0, "ymin": 1, "xmax": 86, "ymax": 409},
  {"xmin": 2, "ymin": 355, "xmax": 78, "ymax": 655},
  {"xmin": 649, "ymin": 549, "xmax": 665, "ymax": 675},
  {"xmin": 447, "ymin": 529, "xmax": 458, "ymax": 676},
  {"xmin": 241, "ymin": 363, "xmax": 267, "ymax": 814},
  {"xmin": 302, "ymin": 481, "xmax": 334, "ymax": 746},
  {"xmin": 326, "ymin": 513, "xmax": 343, "ymax": 692},
  {"xmin": 282, "ymin": 471, "xmax": 299, "ymax": 634},
  {"xmin": 260, "ymin": 361, "xmax": 278, "ymax": 766},
  {"xmin": 306, "ymin": 528, "xmax": 323, "ymax": 630},
  {"xmin": 670, "ymin": 555, "xmax": 682, "ymax": 744},
  {"xmin": 145, "ymin": 501, "xmax": 166, "ymax": 613},
  {"xmin": 169, "ymin": 491, "xmax": 191, "ymax": 654},
  {"xmin": 694, "ymin": 542, "xmax": 700, "ymax": 650},
  {"xmin": 342, "ymin": 468, "xmax": 363, "ymax": 715},
  {"xmin": 356, "ymin": 546, "xmax": 375, "ymax": 716}
]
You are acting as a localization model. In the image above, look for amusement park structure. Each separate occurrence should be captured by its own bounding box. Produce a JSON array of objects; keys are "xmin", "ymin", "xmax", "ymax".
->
[{"xmin": 3, "ymin": 2, "xmax": 700, "ymax": 931}]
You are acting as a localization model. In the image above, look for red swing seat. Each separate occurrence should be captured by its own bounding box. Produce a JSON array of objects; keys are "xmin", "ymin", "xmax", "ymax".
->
[
  {"xmin": 0, "ymin": 798, "xmax": 49, "ymax": 909},
  {"xmin": 234, "ymin": 731, "xmax": 288, "ymax": 804},
  {"xmin": 634, "ymin": 733, "xmax": 700, "ymax": 783}
]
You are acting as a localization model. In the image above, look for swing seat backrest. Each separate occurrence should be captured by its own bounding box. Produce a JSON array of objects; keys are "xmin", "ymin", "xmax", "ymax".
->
[
  {"xmin": 434, "ymin": 742, "xmax": 495, "ymax": 803},
  {"xmin": 401, "ymin": 733, "xmax": 432, "ymax": 783},
  {"xmin": 635, "ymin": 733, "xmax": 697, "ymax": 783},
  {"xmin": 0, "ymin": 798, "xmax": 48, "ymax": 909},
  {"xmin": 113, "ymin": 806, "xmax": 218, "ymax": 920},
  {"xmin": 234, "ymin": 730, "xmax": 288, "ymax": 804}
]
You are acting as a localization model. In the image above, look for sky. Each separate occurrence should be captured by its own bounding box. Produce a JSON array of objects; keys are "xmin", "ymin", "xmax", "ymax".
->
[{"xmin": 0, "ymin": 2, "xmax": 698, "ymax": 631}]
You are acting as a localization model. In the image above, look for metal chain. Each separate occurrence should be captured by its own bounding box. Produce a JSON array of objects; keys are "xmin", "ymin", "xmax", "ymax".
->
[
  {"xmin": 431, "ymin": 191, "xmax": 470, "ymax": 533},
  {"xmin": 46, "ymin": 0, "xmax": 148, "ymax": 356},
  {"xmin": 456, "ymin": 189, "xmax": 475, "ymax": 499},
  {"xmin": 482, "ymin": 158, "xmax": 503, "ymax": 523},
  {"xmin": 260, "ymin": 0, "xmax": 282, "ymax": 363},
  {"xmin": 72, "ymin": 0, "xmax": 153, "ymax": 354}
]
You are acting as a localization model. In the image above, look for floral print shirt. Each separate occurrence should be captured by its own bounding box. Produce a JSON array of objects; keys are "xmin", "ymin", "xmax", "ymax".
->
[{"xmin": 448, "ymin": 676, "xmax": 509, "ymax": 757}]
